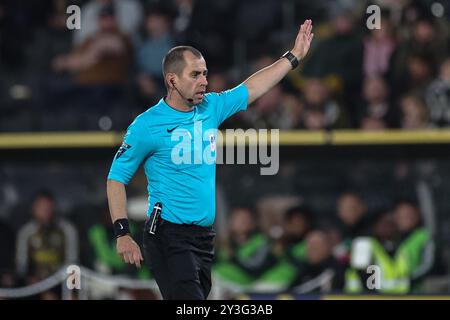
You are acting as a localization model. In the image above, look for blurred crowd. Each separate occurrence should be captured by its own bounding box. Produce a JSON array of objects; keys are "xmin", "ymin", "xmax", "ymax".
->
[
  {"xmin": 0, "ymin": 188, "xmax": 442, "ymax": 298},
  {"xmin": 214, "ymin": 193, "xmax": 437, "ymax": 296},
  {"xmin": 0, "ymin": 0, "xmax": 449, "ymax": 131},
  {"xmin": 0, "ymin": 190, "xmax": 152, "ymax": 299}
]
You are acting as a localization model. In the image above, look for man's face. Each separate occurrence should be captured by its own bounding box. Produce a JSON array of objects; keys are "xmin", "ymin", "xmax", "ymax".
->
[
  {"xmin": 337, "ymin": 194, "xmax": 365, "ymax": 226},
  {"xmin": 304, "ymin": 79, "xmax": 328, "ymax": 106},
  {"xmin": 175, "ymin": 51, "xmax": 208, "ymax": 105},
  {"xmin": 285, "ymin": 214, "xmax": 309, "ymax": 238},
  {"xmin": 394, "ymin": 203, "xmax": 420, "ymax": 233},
  {"xmin": 99, "ymin": 15, "xmax": 117, "ymax": 32},
  {"xmin": 229, "ymin": 208, "xmax": 255, "ymax": 236},
  {"xmin": 363, "ymin": 76, "xmax": 388, "ymax": 103},
  {"xmin": 32, "ymin": 196, "xmax": 55, "ymax": 226},
  {"xmin": 306, "ymin": 231, "xmax": 331, "ymax": 265},
  {"xmin": 374, "ymin": 213, "xmax": 397, "ymax": 241},
  {"xmin": 146, "ymin": 14, "xmax": 170, "ymax": 37}
]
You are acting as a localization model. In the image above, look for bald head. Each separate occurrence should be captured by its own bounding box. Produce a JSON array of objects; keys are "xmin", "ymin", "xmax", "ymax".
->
[{"xmin": 162, "ymin": 46, "xmax": 203, "ymax": 79}]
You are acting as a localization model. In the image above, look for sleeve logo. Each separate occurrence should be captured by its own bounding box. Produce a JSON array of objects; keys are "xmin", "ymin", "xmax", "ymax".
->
[{"xmin": 115, "ymin": 142, "xmax": 131, "ymax": 159}]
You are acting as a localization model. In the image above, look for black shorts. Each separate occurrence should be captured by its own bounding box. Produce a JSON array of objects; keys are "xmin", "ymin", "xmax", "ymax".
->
[{"xmin": 142, "ymin": 216, "xmax": 216, "ymax": 300}]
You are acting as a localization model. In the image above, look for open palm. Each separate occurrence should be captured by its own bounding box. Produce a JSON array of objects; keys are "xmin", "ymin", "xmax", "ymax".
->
[{"xmin": 293, "ymin": 19, "xmax": 314, "ymax": 59}]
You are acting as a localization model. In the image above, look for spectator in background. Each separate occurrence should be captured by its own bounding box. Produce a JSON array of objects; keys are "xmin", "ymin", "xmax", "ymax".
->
[
  {"xmin": 393, "ymin": 201, "xmax": 434, "ymax": 292},
  {"xmin": 344, "ymin": 204, "xmax": 431, "ymax": 294},
  {"xmin": 0, "ymin": 218, "xmax": 16, "ymax": 288},
  {"xmin": 363, "ymin": 12, "xmax": 397, "ymax": 78},
  {"xmin": 211, "ymin": 71, "xmax": 290, "ymax": 130},
  {"xmin": 289, "ymin": 230, "xmax": 345, "ymax": 293},
  {"xmin": 254, "ymin": 205, "xmax": 315, "ymax": 291},
  {"xmin": 213, "ymin": 207, "xmax": 276, "ymax": 288},
  {"xmin": 301, "ymin": 78, "xmax": 349, "ymax": 130},
  {"xmin": 29, "ymin": 0, "xmax": 73, "ymax": 76},
  {"xmin": 403, "ymin": 53, "xmax": 435, "ymax": 96},
  {"xmin": 16, "ymin": 190, "xmax": 78, "ymax": 284},
  {"xmin": 360, "ymin": 116, "xmax": 388, "ymax": 130},
  {"xmin": 135, "ymin": 6, "xmax": 176, "ymax": 106},
  {"xmin": 239, "ymin": 55, "xmax": 304, "ymax": 129},
  {"xmin": 206, "ymin": 72, "xmax": 232, "ymax": 94},
  {"xmin": 390, "ymin": 17, "xmax": 445, "ymax": 97},
  {"xmin": 241, "ymin": 87, "xmax": 305, "ymax": 130},
  {"xmin": 182, "ymin": 0, "xmax": 237, "ymax": 69},
  {"xmin": 242, "ymin": 83, "xmax": 284, "ymax": 129},
  {"xmin": 234, "ymin": 0, "xmax": 282, "ymax": 61},
  {"xmin": 54, "ymin": 4, "xmax": 132, "ymax": 87},
  {"xmin": 73, "ymin": 0, "xmax": 143, "ymax": 45},
  {"xmin": 333, "ymin": 192, "xmax": 371, "ymax": 264},
  {"xmin": 28, "ymin": 0, "xmax": 76, "ymax": 126},
  {"xmin": 399, "ymin": 94, "xmax": 431, "ymax": 129},
  {"xmin": 358, "ymin": 76, "xmax": 397, "ymax": 129},
  {"xmin": 425, "ymin": 58, "xmax": 450, "ymax": 127},
  {"xmin": 278, "ymin": 206, "xmax": 314, "ymax": 260},
  {"xmin": 344, "ymin": 210, "xmax": 406, "ymax": 293},
  {"xmin": 280, "ymin": 93, "xmax": 304, "ymax": 129},
  {"xmin": 408, "ymin": 17, "xmax": 447, "ymax": 66},
  {"xmin": 53, "ymin": 4, "xmax": 133, "ymax": 113},
  {"xmin": 302, "ymin": 3, "xmax": 363, "ymax": 120}
]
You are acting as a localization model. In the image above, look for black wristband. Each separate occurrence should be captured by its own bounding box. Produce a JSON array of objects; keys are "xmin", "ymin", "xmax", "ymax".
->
[
  {"xmin": 113, "ymin": 218, "xmax": 130, "ymax": 238},
  {"xmin": 281, "ymin": 51, "xmax": 299, "ymax": 70}
]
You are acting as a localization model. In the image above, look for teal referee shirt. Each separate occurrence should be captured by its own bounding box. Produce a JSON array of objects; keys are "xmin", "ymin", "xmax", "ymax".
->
[{"xmin": 108, "ymin": 83, "xmax": 249, "ymax": 226}]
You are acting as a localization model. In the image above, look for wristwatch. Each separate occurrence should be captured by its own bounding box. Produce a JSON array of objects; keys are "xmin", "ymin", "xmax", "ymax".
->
[{"xmin": 281, "ymin": 51, "xmax": 299, "ymax": 70}]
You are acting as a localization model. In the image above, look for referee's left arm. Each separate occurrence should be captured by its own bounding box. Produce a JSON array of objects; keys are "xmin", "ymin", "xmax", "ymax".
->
[{"xmin": 243, "ymin": 19, "xmax": 314, "ymax": 104}]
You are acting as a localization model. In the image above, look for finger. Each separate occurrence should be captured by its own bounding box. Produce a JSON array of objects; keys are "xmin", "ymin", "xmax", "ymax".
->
[
  {"xmin": 127, "ymin": 252, "xmax": 135, "ymax": 265},
  {"xmin": 307, "ymin": 22, "xmax": 312, "ymax": 36},
  {"xmin": 122, "ymin": 252, "xmax": 130, "ymax": 264},
  {"xmin": 133, "ymin": 251, "xmax": 142, "ymax": 268},
  {"xmin": 305, "ymin": 19, "xmax": 310, "ymax": 29},
  {"xmin": 138, "ymin": 248, "xmax": 144, "ymax": 261},
  {"xmin": 309, "ymin": 33, "xmax": 314, "ymax": 42},
  {"xmin": 306, "ymin": 20, "xmax": 312, "ymax": 35}
]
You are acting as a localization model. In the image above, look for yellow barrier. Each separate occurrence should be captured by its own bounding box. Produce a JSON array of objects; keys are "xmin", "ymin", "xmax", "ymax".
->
[
  {"xmin": 0, "ymin": 132, "xmax": 122, "ymax": 149},
  {"xmin": 2, "ymin": 130, "xmax": 450, "ymax": 149}
]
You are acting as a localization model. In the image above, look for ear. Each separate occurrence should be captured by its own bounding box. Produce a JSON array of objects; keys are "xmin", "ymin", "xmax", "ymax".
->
[{"xmin": 166, "ymin": 73, "xmax": 176, "ymax": 89}]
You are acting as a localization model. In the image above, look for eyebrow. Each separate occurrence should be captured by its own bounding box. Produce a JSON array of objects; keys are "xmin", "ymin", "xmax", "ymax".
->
[{"xmin": 191, "ymin": 70, "xmax": 208, "ymax": 75}]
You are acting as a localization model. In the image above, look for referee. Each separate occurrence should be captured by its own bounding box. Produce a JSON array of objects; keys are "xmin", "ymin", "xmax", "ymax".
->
[{"xmin": 106, "ymin": 20, "xmax": 314, "ymax": 300}]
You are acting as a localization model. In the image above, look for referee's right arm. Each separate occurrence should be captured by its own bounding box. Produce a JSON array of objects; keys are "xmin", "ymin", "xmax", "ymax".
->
[
  {"xmin": 107, "ymin": 120, "xmax": 155, "ymax": 268},
  {"xmin": 107, "ymin": 179, "xmax": 143, "ymax": 268}
]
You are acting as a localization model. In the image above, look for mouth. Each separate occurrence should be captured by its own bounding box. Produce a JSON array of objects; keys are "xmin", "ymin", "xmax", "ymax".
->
[{"xmin": 195, "ymin": 91, "xmax": 206, "ymax": 98}]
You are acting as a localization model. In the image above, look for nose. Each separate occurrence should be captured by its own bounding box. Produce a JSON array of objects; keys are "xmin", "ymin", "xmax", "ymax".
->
[{"xmin": 200, "ymin": 75, "xmax": 208, "ymax": 87}]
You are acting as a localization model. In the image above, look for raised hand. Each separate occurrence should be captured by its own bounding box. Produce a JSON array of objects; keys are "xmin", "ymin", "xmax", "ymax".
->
[{"xmin": 292, "ymin": 19, "xmax": 314, "ymax": 60}]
